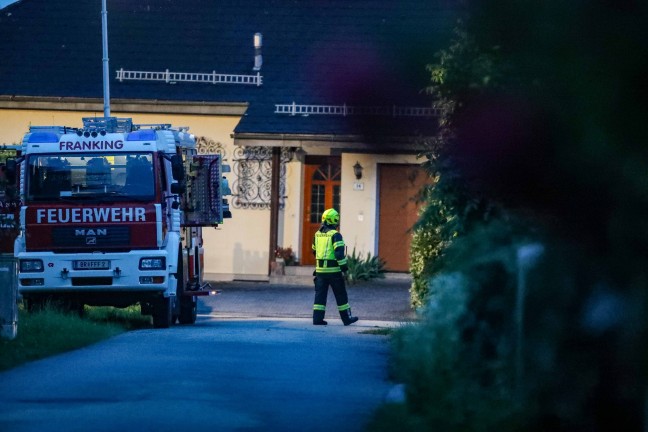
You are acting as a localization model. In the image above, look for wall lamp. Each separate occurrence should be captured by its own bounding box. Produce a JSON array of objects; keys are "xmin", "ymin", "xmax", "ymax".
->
[
  {"xmin": 294, "ymin": 147, "xmax": 306, "ymax": 162},
  {"xmin": 353, "ymin": 161, "xmax": 363, "ymax": 180}
]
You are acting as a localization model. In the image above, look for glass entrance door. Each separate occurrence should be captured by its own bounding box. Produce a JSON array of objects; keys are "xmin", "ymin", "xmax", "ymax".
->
[{"xmin": 301, "ymin": 158, "xmax": 341, "ymax": 265}]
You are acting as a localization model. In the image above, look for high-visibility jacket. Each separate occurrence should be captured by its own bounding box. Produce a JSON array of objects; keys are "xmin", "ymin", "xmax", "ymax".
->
[{"xmin": 313, "ymin": 224, "xmax": 348, "ymax": 275}]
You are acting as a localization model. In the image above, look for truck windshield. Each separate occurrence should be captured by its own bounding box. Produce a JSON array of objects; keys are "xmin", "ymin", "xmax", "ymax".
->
[{"xmin": 26, "ymin": 153, "xmax": 155, "ymax": 202}]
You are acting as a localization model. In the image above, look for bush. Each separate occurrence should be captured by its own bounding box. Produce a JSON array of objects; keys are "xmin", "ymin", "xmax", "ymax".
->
[
  {"xmin": 392, "ymin": 4, "xmax": 648, "ymax": 429},
  {"xmin": 408, "ymin": 193, "xmax": 451, "ymax": 308},
  {"xmin": 389, "ymin": 219, "xmax": 530, "ymax": 431},
  {"xmin": 345, "ymin": 248, "xmax": 386, "ymax": 285}
]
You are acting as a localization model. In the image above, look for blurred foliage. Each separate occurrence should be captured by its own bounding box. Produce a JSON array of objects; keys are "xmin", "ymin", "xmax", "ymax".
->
[
  {"xmin": 0, "ymin": 146, "xmax": 17, "ymax": 164},
  {"xmin": 401, "ymin": 214, "xmax": 536, "ymax": 431},
  {"xmin": 399, "ymin": 1, "xmax": 648, "ymax": 431},
  {"xmin": 345, "ymin": 248, "xmax": 386, "ymax": 285},
  {"xmin": 0, "ymin": 146, "xmax": 17, "ymax": 190},
  {"xmin": 409, "ymin": 18, "xmax": 503, "ymax": 308},
  {"xmin": 394, "ymin": 265, "xmax": 523, "ymax": 431}
]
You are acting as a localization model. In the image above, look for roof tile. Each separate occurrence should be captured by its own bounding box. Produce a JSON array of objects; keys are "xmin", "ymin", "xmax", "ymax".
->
[{"xmin": 0, "ymin": 0, "xmax": 460, "ymax": 137}]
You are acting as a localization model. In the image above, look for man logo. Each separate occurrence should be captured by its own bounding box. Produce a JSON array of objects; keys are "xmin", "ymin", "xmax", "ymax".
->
[
  {"xmin": 75, "ymin": 229, "xmax": 107, "ymax": 236},
  {"xmin": 86, "ymin": 237, "xmax": 97, "ymax": 245}
]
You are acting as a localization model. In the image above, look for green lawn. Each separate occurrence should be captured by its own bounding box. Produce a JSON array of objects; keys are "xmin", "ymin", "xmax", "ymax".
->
[{"xmin": 0, "ymin": 305, "xmax": 150, "ymax": 372}]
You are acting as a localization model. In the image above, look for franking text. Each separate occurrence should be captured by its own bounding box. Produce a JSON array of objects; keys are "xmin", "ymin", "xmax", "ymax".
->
[{"xmin": 59, "ymin": 140, "xmax": 124, "ymax": 151}]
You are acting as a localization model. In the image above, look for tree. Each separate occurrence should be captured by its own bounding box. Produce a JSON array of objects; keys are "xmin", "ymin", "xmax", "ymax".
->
[{"xmin": 407, "ymin": 2, "xmax": 648, "ymax": 429}]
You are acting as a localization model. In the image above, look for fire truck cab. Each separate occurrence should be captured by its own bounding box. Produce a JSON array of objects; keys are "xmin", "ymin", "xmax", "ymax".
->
[{"xmin": 10, "ymin": 117, "xmax": 231, "ymax": 328}]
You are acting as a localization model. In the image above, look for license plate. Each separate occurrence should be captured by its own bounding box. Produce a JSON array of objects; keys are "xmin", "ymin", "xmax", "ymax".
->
[{"xmin": 73, "ymin": 260, "xmax": 110, "ymax": 270}]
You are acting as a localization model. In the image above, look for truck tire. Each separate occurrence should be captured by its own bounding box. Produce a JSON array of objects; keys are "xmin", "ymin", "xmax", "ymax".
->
[
  {"xmin": 62, "ymin": 299, "xmax": 85, "ymax": 317},
  {"xmin": 152, "ymin": 297, "xmax": 173, "ymax": 328},
  {"xmin": 177, "ymin": 249, "xmax": 197, "ymax": 324},
  {"xmin": 179, "ymin": 296, "xmax": 197, "ymax": 324},
  {"xmin": 25, "ymin": 295, "xmax": 46, "ymax": 312}
]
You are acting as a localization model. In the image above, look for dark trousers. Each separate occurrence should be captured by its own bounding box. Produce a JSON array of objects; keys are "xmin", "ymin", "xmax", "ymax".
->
[{"xmin": 314, "ymin": 273, "xmax": 349, "ymax": 312}]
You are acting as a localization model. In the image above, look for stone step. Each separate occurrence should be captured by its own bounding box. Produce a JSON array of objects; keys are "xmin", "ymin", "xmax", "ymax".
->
[
  {"xmin": 285, "ymin": 265, "xmax": 315, "ymax": 277},
  {"xmin": 269, "ymin": 274, "xmax": 314, "ymax": 285}
]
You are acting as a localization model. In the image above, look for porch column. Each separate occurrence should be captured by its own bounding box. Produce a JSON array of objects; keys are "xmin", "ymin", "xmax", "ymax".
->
[{"xmin": 268, "ymin": 146, "xmax": 281, "ymax": 274}]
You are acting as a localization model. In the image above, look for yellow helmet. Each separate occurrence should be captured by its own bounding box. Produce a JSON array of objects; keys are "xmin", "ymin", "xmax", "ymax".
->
[{"xmin": 321, "ymin": 208, "xmax": 340, "ymax": 225}]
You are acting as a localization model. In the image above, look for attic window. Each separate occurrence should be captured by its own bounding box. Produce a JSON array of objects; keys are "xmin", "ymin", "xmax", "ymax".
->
[
  {"xmin": 116, "ymin": 68, "xmax": 263, "ymax": 86},
  {"xmin": 275, "ymin": 103, "xmax": 438, "ymax": 117}
]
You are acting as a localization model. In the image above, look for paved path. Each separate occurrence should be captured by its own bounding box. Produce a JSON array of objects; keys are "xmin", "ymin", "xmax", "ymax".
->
[
  {"xmin": 0, "ymin": 318, "xmax": 398, "ymax": 432},
  {"xmin": 0, "ymin": 276, "xmax": 416, "ymax": 432},
  {"xmin": 200, "ymin": 277, "xmax": 416, "ymax": 324}
]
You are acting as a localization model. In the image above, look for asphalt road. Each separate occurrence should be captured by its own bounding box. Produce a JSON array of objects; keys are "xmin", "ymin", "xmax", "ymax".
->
[
  {"xmin": 202, "ymin": 277, "xmax": 416, "ymax": 323},
  {"xmin": 0, "ymin": 278, "xmax": 415, "ymax": 432}
]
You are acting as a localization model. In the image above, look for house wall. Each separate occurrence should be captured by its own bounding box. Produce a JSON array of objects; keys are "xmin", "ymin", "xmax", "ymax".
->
[
  {"xmin": 0, "ymin": 109, "xmax": 424, "ymax": 277},
  {"xmin": 281, "ymin": 159, "xmax": 303, "ymax": 263}
]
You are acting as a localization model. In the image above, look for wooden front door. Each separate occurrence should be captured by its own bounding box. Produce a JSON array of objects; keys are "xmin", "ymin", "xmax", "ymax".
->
[
  {"xmin": 301, "ymin": 157, "xmax": 341, "ymax": 266},
  {"xmin": 378, "ymin": 164, "xmax": 429, "ymax": 272}
]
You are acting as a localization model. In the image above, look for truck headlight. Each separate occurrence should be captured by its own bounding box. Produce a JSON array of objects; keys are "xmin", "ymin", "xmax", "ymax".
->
[
  {"xmin": 139, "ymin": 257, "xmax": 166, "ymax": 270},
  {"xmin": 20, "ymin": 259, "xmax": 44, "ymax": 272}
]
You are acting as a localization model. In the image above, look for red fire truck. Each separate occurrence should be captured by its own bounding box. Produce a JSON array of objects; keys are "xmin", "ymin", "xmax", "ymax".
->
[
  {"xmin": 6, "ymin": 117, "xmax": 231, "ymax": 328},
  {"xmin": 1, "ymin": 145, "xmax": 20, "ymax": 255}
]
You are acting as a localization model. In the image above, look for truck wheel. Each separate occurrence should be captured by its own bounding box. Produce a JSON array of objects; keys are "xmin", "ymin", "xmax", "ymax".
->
[
  {"xmin": 176, "ymin": 248, "xmax": 197, "ymax": 324},
  {"xmin": 152, "ymin": 297, "xmax": 173, "ymax": 328},
  {"xmin": 61, "ymin": 300, "xmax": 85, "ymax": 317},
  {"xmin": 179, "ymin": 296, "xmax": 197, "ymax": 324},
  {"xmin": 25, "ymin": 295, "xmax": 46, "ymax": 312}
]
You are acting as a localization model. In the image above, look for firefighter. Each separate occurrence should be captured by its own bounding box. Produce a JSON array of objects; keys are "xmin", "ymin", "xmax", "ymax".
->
[{"xmin": 312, "ymin": 208, "xmax": 359, "ymax": 326}]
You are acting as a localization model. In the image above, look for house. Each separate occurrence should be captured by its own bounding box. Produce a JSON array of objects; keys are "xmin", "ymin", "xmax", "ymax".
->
[{"xmin": 0, "ymin": 0, "xmax": 458, "ymax": 279}]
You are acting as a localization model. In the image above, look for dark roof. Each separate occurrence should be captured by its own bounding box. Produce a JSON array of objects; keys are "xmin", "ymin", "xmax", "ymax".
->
[{"xmin": 0, "ymin": 0, "xmax": 459, "ymax": 139}]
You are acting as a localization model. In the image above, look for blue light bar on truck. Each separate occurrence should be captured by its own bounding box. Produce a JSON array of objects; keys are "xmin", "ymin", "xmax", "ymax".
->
[
  {"xmin": 27, "ymin": 132, "xmax": 59, "ymax": 143},
  {"xmin": 127, "ymin": 130, "xmax": 157, "ymax": 141}
]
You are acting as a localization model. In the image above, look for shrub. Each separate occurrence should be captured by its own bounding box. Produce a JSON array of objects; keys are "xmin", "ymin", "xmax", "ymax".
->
[
  {"xmin": 408, "ymin": 189, "xmax": 452, "ymax": 308},
  {"xmin": 345, "ymin": 248, "xmax": 386, "ymax": 285},
  {"xmin": 395, "ymin": 276, "xmax": 517, "ymax": 431},
  {"xmin": 392, "ymin": 220, "xmax": 529, "ymax": 431}
]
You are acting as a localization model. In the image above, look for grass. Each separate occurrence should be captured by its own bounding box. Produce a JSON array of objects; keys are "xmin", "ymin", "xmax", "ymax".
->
[
  {"xmin": 84, "ymin": 305, "xmax": 151, "ymax": 330},
  {"xmin": 0, "ymin": 304, "xmax": 149, "ymax": 372}
]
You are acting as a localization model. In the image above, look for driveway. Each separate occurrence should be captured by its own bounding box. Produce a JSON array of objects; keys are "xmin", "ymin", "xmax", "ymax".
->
[
  {"xmin": 0, "ymin": 277, "xmax": 415, "ymax": 432},
  {"xmin": 200, "ymin": 276, "xmax": 416, "ymax": 323}
]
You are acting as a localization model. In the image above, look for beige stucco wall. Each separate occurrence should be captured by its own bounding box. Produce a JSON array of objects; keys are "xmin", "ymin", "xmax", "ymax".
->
[
  {"xmin": 1, "ymin": 108, "xmax": 422, "ymax": 277},
  {"xmin": 277, "ymin": 152, "xmax": 422, "ymax": 265},
  {"xmin": 280, "ymin": 159, "xmax": 304, "ymax": 262},
  {"xmin": 0, "ymin": 108, "xmax": 271, "ymax": 279}
]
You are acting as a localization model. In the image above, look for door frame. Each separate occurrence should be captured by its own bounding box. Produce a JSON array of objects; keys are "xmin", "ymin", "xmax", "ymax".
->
[{"xmin": 300, "ymin": 156, "xmax": 341, "ymax": 266}]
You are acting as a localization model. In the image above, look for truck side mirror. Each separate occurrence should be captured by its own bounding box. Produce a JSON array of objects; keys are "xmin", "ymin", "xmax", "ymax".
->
[
  {"xmin": 170, "ymin": 182, "xmax": 185, "ymax": 195},
  {"xmin": 171, "ymin": 155, "xmax": 185, "ymax": 181},
  {"xmin": 221, "ymin": 176, "xmax": 232, "ymax": 196}
]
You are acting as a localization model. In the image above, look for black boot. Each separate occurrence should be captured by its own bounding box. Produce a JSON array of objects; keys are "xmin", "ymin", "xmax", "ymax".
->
[
  {"xmin": 340, "ymin": 308, "xmax": 358, "ymax": 326},
  {"xmin": 313, "ymin": 309, "xmax": 328, "ymax": 325}
]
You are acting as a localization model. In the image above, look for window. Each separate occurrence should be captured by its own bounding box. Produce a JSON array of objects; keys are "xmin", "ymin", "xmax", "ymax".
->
[{"xmin": 26, "ymin": 153, "xmax": 155, "ymax": 202}]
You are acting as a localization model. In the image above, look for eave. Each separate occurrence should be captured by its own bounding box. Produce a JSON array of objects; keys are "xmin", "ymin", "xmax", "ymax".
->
[
  {"xmin": 232, "ymin": 132, "xmax": 429, "ymax": 153},
  {"xmin": 0, "ymin": 96, "xmax": 248, "ymax": 116}
]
